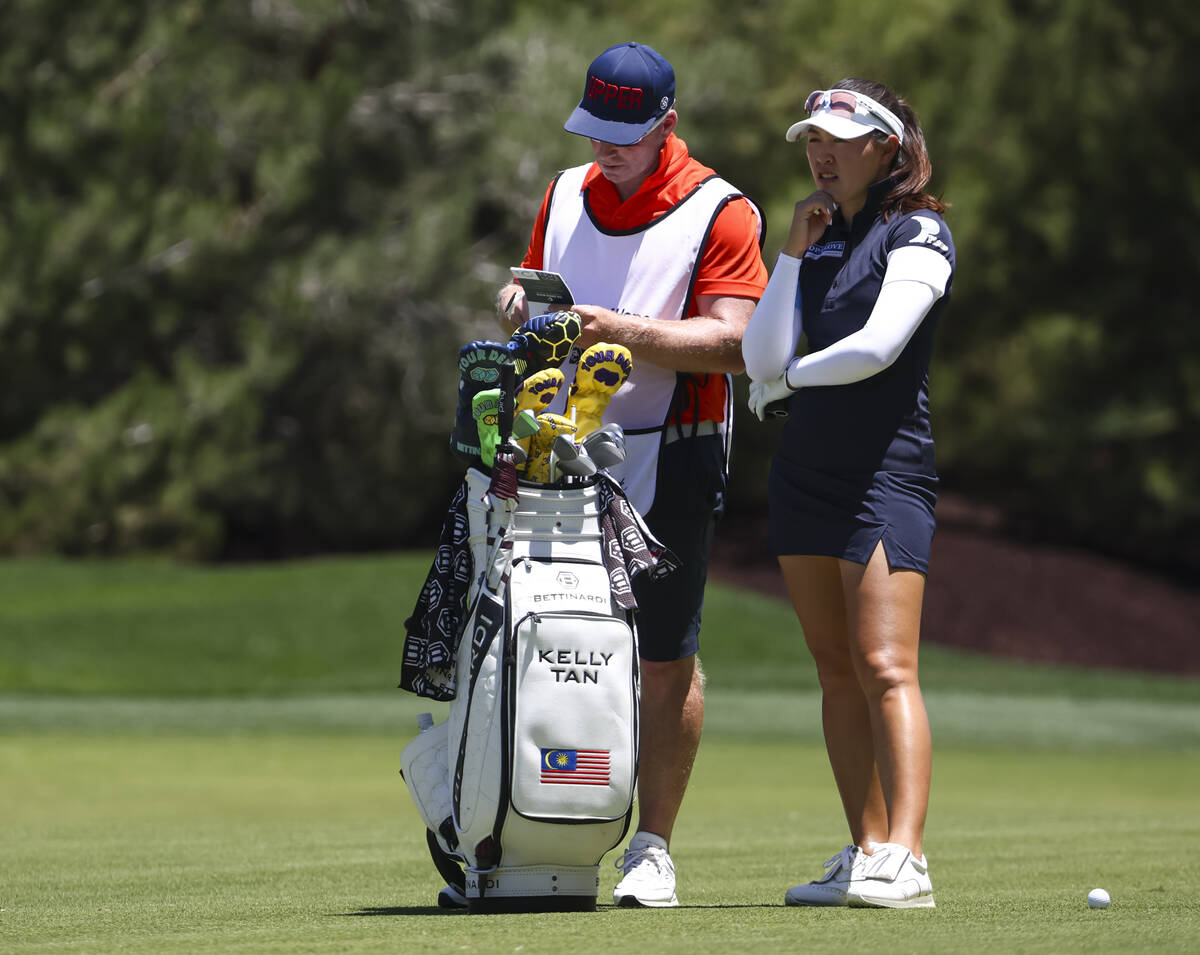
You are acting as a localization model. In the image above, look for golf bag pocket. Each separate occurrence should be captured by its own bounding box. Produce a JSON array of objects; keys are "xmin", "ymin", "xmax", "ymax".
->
[
  {"xmin": 509, "ymin": 611, "xmax": 637, "ymax": 822},
  {"xmin": 506, "ymin": 555, "xmax": 615, "ymax": 617},
  {"xmin": 400, "ymin": 718, "xmax": 456, "ymax": 852}
]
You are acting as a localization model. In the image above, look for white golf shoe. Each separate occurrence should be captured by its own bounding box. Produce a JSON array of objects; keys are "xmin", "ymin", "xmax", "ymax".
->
[
  {"xmin": 845, "ymin": 842, "xmax": 936, "ymax": 909},
  {"xmin": 784, "ymin": 844, "xmax": 865, "ymax": 906},
  {"xmin": 613, "ymin": 831, "xmax": 679, "ymax": 907}
]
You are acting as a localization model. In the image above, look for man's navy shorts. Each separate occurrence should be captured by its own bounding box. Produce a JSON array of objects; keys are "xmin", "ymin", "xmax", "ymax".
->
[{"xmin": 631, "ymin": 433, "xmax": 725, "ymax": 662}]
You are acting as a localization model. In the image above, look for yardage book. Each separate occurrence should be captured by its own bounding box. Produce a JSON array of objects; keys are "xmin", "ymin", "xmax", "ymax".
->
[{"xmin": 510, "ymin": 268, "xmax": 575, "ymax": 318}]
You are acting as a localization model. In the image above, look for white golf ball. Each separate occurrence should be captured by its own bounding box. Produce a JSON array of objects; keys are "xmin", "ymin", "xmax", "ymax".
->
[{"xmin": 1087, "ymin": 888, "xmax": 1110, "ymax": 909}]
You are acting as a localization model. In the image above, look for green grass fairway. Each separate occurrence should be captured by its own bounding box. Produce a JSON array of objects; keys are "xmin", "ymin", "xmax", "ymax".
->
[
  {"xmin": 4, "ymin": 555, "xmax": 1198, "ymax": 703},
  {"xmin": 2, "ymin": 555, "xmax": 1199, "ymax": 953},
  {"xmin": 3, "ymin": 734, "xmax": 1198, "ymax": 954}
]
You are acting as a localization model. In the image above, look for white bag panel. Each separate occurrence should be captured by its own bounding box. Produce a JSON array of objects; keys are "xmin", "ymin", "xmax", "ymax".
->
[
  {"xmin": 509, "ymin": 612, "xmax": 637, "ymax": 822},
  {"xmin": 490, "ymin": 811, "xmax": 629, "ymax": 869},
  {"xmin": 449, "ymin": 597, "xmax": 504, "ymax": 840},
  {"xmin": 508, "ymin": 483, "xmax": 603, "ymax": 562},
  {"xmin": 510, "ymin": 536, "xmax": 603, "ymax": 563},
  {"xmin": 507, "ymin": 557, "xmax": 614, "ymax": 618},
  {"xmin": 511, "ymin": 483, "xmax": 601, "ymax": 528}
]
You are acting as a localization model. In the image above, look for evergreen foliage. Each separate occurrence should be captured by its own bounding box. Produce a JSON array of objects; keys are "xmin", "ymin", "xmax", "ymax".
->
[{"xmin": 1, "ymin": 0, "xmax": 1196, "ymax": 571}]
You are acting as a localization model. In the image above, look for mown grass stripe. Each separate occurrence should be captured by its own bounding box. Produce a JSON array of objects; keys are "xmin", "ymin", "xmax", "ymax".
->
[
  {"xmin": 3, "ymin": 690, "xmax": 1198, "ymax": 751},
  {"xmin": 4, "ymin": 556, "xmax": 1198, "ymax": 702}
]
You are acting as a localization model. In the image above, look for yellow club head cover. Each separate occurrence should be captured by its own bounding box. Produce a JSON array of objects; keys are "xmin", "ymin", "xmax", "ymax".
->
[
  {"xmin": 565, "ymin": 342, "xmax": 633, "ymax": 437},
  {"xmin": 515, "ymin": 367, "xmax": 565, "ymax": 415},
  {"xmin": 523, "ymin": 413, "xmax": 577, "ymax": 483}
]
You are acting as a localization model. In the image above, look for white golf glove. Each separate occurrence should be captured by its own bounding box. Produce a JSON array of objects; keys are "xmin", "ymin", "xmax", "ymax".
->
[{"xmin": 747, "ymin": 371, "xmax": 796, "ymax": 422}]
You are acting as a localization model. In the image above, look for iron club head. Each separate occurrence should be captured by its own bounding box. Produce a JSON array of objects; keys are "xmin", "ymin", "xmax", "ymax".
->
[
  {"xmin": 581, "ymin": 428, "xmax": 626, "ymax": 469},
  {"xmin": 552, "ymin": 434, "xmax": 598, "ymax": 477}
]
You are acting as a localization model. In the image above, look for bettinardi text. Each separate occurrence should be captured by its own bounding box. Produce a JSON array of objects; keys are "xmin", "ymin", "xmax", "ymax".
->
[{"xmin": 532, "ymin": 592, "xmax": 607, "ymax": 604}]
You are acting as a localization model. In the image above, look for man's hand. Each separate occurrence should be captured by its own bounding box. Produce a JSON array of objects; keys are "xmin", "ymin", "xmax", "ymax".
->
[
  {"xmin": 748, "ymin": 372, "xmax": 795, "ymax": 421},
  {"xmin": 568, "ymin": 304, "xmax": 619, "ymax": 350},
  {"xmin": 497, "ymin": 283, "xmax": 528, "ymax": 332}
]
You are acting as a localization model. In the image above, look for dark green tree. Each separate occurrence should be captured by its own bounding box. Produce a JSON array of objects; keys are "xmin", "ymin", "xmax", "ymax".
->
[{"xmin": 1, "ymin": 0, "xmax": 1196, "ymax": 575}]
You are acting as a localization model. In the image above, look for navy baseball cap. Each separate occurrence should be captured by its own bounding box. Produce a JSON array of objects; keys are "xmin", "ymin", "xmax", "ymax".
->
[{"xmin": 563, "ymin": 42, "xmax": 675, "ymax": 145}]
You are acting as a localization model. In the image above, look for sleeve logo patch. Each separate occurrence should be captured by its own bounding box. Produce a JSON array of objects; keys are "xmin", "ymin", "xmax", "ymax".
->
[{"xmin": 909, "ymin": 216, "xmax": 950, "ymax": 253}]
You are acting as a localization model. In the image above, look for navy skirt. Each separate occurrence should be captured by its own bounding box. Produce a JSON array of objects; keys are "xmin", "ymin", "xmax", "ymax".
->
[{"xmin": 767, "ymin": 459, "xmax": 938, "ymax": 573}]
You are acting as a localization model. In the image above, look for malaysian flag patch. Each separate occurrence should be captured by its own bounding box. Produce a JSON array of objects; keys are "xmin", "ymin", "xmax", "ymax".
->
[{"xmin": 540, "ymin": 748, "xmax": 611, "ymax": 786}]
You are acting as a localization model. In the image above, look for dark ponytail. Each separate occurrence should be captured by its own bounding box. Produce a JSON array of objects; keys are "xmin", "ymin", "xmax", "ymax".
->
[{"xmin": 834, "ymin": 78, "xmax": 947, "ymax": 220}]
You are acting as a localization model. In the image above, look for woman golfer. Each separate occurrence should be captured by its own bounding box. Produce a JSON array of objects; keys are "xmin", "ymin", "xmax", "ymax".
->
[{"xmin": 741, "ymin": 78, "xmax": 954, "ymax": 908}]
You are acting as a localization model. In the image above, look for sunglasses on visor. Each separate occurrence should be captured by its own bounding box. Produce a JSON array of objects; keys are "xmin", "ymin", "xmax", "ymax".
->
[{"xmin": 804, "ymin": 89, "xmax": 904, "ymax": 141}]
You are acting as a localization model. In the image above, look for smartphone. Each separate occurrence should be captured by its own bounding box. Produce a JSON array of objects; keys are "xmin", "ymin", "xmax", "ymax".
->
[{"xmin": 510, "ymin": 268, "xmax": 575, "ymax": 316}]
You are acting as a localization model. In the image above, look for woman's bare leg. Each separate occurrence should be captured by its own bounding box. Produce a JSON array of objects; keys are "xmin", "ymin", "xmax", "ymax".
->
[
  {"xmin": 779, "ymin": 554, "xmax": 889, "ymax": 848},
  {"xmin": 838, "ymin": 541, "xmax": 931, "ymax": 856}
]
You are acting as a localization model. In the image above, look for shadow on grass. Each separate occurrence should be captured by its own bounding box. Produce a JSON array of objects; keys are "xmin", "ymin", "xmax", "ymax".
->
[
  {"xmin": 674, "ymin": 905, "xmax": 779, "ymax": 909},
  {"xmin": 336, "ymin": 906, "xmax": 459, "ymax": 917},
  {"xmin": 336, "ymin": 903, "xmax": 776, "ymax": 917}
]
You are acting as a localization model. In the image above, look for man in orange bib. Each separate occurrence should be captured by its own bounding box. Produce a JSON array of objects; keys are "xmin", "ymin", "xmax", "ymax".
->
[{"xmin": 495, "ymin": 41, "xmax": 768, "ymax": 908}]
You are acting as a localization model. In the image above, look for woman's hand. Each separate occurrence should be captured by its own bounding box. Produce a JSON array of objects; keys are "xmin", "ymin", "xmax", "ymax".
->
[
  {"xmin": 748, "ymin": 367, "xmax": 796, "ymax": 421},
  {"xmin": 782, "ymin": 191, "xmax": 836, "ymax": 258}
]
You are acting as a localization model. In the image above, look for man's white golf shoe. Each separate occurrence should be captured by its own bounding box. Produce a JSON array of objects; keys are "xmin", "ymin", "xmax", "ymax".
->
[
  {"xmin": 784, "ymin": 844, "xmax": 865, "ymax": 906},
  {"xmin": 844, "ymin": 842, "xmax": 936, "ymax": 909},
  {"xmin": 613, "ymin": 831, "xmax": 679, "ymax": 908}
]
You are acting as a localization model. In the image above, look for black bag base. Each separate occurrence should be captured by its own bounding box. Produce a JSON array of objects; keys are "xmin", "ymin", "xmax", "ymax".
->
[{"xmin": 469, "ymin": 894, "xmax": 597, "ymax": 914}]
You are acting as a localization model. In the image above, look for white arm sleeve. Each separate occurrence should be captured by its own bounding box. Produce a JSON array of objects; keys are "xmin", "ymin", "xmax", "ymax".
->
[
  {"xmin": 741, "ymin": 252, "xmax": 803, "ymax": 382},
  {"xmin": 783, "ymin": 246, "xmax": 949, "ymax": 389}
]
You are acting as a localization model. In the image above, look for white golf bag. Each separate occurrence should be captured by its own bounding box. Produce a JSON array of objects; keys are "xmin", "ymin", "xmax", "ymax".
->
[{"xmin": 402, "ymin": 468, "xmax": 639, "ymax": 912}]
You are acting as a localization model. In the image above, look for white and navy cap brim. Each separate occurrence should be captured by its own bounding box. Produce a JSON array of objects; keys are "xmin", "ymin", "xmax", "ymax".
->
[
  {"xmin": 564, "ymin": 100, "xmax": 672, "ymax": 145},
  {"xmin": 785, "ymin": 111, "xmax": 892, "ymax": 142}
]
